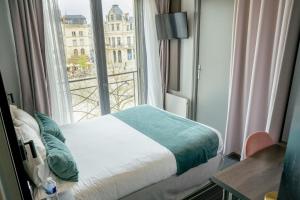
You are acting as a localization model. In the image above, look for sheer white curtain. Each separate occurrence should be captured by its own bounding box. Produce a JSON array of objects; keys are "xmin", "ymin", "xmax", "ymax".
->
[
  {"xmin": 43, "ymin": 0, "xmax": 73, "ymax": 124},
  {"xmin": 143, "ymin": 0, "xmax": 164, "ymax": 108},
  {"xmin": 224, "ymin": 0, "xmax": 294, "ymax": 157}
]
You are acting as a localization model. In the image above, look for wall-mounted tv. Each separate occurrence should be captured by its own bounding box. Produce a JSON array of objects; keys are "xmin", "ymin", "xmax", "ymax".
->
[{"xmin": 155, "ymin": 12, "xmax": 188, "ymax": 40}]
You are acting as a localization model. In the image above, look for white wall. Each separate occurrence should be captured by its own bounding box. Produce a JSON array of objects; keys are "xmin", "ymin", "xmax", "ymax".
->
[
  {"xmin": 0, "ymin": 0, "xmax": 21, "ymax": 106},
  {"xmin": 170, "ymin": 0, "xmax": 195, "ymax": 111}
]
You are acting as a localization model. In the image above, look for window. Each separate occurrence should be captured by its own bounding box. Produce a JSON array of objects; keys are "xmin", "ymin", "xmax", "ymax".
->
[
  {"xmin": 117, "ymin": 37, "xmax": 121, "ymax": 46},
  {"xmin": 112, "ymin": 37, "xmax": 116, "ymax": 47},
  {"xmin": 113, "ymin": 51, "xmax": 117, "ymax": 63},
  {"xmin": 117, "ymin": 50, "xmax": 122, "ymax": 62},
  {"xmin": 74, "ymin": 49, "xmax": 78, "ymax": 56},
  {"xmin": 127, "ymin": 36, "xmax": 131, "ymax": 46},
  {"xmin": 57, "ymin": 0, "xmax": 139, "ymax": 121},
  {"xmin": 72, "ymin": 39, "xmax": 77, "ymax": 46},
  {"xmin": 80, "ymin": 39, "xmax": 84, "ymax": 46},
  {"xmin": 127, "ymin": 49, "xmax": 132, "ymax": 60}
]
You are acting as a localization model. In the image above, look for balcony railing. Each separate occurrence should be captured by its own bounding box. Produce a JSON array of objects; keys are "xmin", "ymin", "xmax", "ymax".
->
[{"xmin": 68, "ymin": 70, "xmax": 138, "ymax": 122}]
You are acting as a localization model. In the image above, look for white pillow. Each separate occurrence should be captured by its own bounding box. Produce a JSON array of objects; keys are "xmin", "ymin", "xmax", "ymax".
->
[
  {"xmin": 14, "ymin": 123, "xmax": 46, "ymax": 160},
  {"xmin": 14, "ymin": 126, "xmax": 45, "ymax": 186},
  {"xmin": 10, "ymin": 105, "xmax": 40, "ymax": 135}
]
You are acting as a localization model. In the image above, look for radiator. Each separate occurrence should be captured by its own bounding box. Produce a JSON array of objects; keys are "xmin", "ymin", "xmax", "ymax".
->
[{"xmin": 165, "ymin": 93, "xmax": 189, "ymax": 118}]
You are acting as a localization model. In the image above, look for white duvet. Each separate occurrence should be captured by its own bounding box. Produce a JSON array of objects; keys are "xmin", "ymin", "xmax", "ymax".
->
[{"xmin": 62, "ymin": 115, "xmax": 177, "ymax": 200}]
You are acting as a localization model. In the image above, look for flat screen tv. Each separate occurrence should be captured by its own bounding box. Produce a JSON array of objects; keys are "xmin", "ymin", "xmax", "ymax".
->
[{"xmin": 155, "ymin": 12, "xmax": 188, "ymax": 40}]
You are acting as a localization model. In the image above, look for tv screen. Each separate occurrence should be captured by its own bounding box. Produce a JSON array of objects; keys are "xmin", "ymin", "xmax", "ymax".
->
[{"xmin": 155, "ymin": 12, "xmax": 188, "ymax": 40}]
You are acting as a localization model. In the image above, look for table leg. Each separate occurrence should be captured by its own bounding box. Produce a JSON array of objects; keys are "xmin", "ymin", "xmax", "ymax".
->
[
  {"xmin": 231, "ymin": 194, "xmax": 239, "ymax": 200},
  {"xmin": 223, "ymin": 190, "xmax": 230, "ymax": 200}
]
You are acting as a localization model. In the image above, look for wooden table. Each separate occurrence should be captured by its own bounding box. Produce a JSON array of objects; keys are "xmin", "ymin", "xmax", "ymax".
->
[{"xmin": 211, "ymin": 144, "xmax": 286, "ymax": 200}]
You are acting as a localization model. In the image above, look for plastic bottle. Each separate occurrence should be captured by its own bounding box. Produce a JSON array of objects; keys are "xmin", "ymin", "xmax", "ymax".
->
[{"xmin": 43, "ymin": 177, "xmax": 59, "ymax": 200}]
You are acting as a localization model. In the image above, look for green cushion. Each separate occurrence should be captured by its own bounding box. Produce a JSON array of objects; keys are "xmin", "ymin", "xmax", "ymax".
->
[
  {"xmin": 43, "ymin": 133, "xmax": 79, "ymax": 182},
  {"xmin": 35, "ymin": 112, "xmax": 66, "ymax": 142}
]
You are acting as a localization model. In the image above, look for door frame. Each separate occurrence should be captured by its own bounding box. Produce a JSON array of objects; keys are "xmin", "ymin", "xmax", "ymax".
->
[{"xmin": 190, "ymin": 0, "xmax": 201, "ymax": 120}]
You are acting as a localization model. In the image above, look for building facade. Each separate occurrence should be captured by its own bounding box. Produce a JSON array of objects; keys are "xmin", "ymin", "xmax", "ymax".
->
[
  {"xmin": 104, "ymin": 5, "xmax": 136, "ymax": 75},
  {"xmin": 61, "ymin": 15, "xmax": 93, "ymax": 78}
]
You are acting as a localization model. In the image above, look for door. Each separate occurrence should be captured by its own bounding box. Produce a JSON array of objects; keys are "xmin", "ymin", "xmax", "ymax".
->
[{"xmin": 196, "ymin": 0, "xmax": 234, "ymax": 137}]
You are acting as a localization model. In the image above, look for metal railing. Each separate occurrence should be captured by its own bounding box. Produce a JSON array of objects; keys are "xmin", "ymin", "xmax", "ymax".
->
[{"xmin": 68, "ymin": 70, "xmax": 137, "ymax": 122}]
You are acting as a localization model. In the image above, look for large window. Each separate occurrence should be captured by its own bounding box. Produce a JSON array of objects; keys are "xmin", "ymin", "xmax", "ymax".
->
[
  {"xmin": 58, "ymin": 0, "xmax": 139, "ymax": 121},
  {"xmin": 117, "ymin": 37, "xmax": 121, "ymax": 46}
]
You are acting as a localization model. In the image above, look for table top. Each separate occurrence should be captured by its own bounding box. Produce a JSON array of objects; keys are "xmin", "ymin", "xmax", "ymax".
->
[{"xmin": 211, "ymin": 144, "xmax": 286, "ymax": 200}]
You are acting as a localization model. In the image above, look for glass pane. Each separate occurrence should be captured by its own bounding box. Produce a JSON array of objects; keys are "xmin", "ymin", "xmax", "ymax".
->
[
  {"xmin": 102, "ymin": 0, "xmax": 138, "ymax": 113},
  {"xmin": 58, "ymin": 0, "xmax": 100, "ymax": 122}
]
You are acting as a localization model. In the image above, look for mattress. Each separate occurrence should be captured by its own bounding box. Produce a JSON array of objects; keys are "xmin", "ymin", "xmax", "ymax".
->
[
  {"xmin": 35, "ymin": 111, "xmax": 222, "ymax": 200},
  {"xmin": 121, "ymin": 154, "xmax": 222, "ymax": 200}
]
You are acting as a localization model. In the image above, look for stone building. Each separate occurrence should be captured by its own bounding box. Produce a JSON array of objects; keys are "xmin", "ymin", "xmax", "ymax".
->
[{"xmin": 104, "ymin": 5, "xmax": 136, "ymax": 75}]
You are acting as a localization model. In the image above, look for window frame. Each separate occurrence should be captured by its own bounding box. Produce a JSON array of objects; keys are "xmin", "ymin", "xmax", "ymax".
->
[{"xmin": 90, "ymin": 0, "xmax": 145, "ymax": 115}]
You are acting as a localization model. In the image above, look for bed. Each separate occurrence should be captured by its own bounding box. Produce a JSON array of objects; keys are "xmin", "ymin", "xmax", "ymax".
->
[{"xmin": 34, "ymin": 105, "xmax": 223, "ymax": 200}]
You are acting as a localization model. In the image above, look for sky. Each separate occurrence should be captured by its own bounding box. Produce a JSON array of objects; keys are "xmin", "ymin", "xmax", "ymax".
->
[{"xmin": 58, "ymin": 0, "xmax": 134, "ymax": 23}]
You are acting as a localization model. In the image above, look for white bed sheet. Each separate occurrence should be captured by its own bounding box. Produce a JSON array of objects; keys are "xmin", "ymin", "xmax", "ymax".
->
[{"xmin": 62, "ymin": 115, "xmax": 177, "ymax": 200}]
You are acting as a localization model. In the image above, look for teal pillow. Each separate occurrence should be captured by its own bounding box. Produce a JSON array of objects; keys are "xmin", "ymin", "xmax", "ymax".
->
[
  {"xmin": 43, "ymin": 133, "xmax": 79, "ymax": 182},
  {"xmin": 35, "ymin": 112, "xmax": 66, "ymax": 142}
]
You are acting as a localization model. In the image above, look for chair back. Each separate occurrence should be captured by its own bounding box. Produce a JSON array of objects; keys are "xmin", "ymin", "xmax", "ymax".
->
[{"xmin": 245, "ymin": 131, "xmax": 274, "ymax": 158}]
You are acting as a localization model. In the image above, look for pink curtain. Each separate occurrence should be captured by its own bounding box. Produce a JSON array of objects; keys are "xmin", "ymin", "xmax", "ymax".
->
[
  {"xmin": 9, "ymin": 0, "xmax": 51, "ymax": 115},
  {"xmin": 224, "ymin": 0, "xmax": 294, "ymax": 156},
  {"xmin": 156, "ymin": 0, "xmax": 170, "ymax": 108}
]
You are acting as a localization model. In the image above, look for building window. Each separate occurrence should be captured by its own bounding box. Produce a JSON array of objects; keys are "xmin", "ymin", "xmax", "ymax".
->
[
  {"xmin": 117, "ymin": 37, "xmax": 121, "ymax": 46},
  {"xmin": 80, "ymin": 39, "xmax": 84, "ymax": 46},
  {"xmin": 80, "ymin": 48, "xmax": 85, "ymax": 55},
  {"xmin": 127, "ymin": 36, "xmax": 131, "ymax": 46},
  {"xmin": 112, "ymin": 37, "xmax": 116, "ymax": 47},
  {"xmin": 127, "ymin": 49, "xmax": 132, "ymax": 60},
  {"xmin": 118, "ymin": 50, "xmax": 122, "ymax": 62},
  {"xmin": 110, "ymin": 15, "xmax": 114, "ymax": 21},
  {"xmin": 113, "ymin": 51, "xmax": 117, "ymax": 63},
  {"xmin": 111, "ymin": 24, "xmax": 114, "ymax": 31},
  {"xmin": 116, "ymin": 24, "xmax": 120, "ymax": 31},
  {"xmin": 108, "ymin": 38, "xmax": 111, "ymax": 45},
  {"xmin": 72, "ymin": 40, "xmax": 77, "ymax": 46},
  {"xmin": 74, "ymin": 49, "xmax": 78, "ymax": 56},
  {"xmin": 127, "ymin": 25, "xmax": 130, "ymax": 31},
  {"xmin": 130, "ymin": 23, "xmax": 133, "ymax": 30},
  {"xmin": 72, "ymin": 31, "xmax": 76, "ymax": 37},
  {"xmin": 79, "ymin": 31, "xmax": 83, "ymax": 36}
]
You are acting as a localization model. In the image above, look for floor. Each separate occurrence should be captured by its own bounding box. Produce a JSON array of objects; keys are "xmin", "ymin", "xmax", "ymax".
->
[{"xmin": 184, "ymin": 153, "xmax": 240, "ymax": 200}]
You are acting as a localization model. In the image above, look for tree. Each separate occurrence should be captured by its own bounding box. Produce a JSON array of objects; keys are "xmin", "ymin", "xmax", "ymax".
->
[
  {"xmin": 67, "ymin": 55, "xmax": 92, "ymax": 79},
  {"xmin": 68, "ymin": 55, "xmax": 91, "ymax": 69}
]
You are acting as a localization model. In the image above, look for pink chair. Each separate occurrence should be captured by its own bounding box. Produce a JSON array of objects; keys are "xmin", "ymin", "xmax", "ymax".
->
[{"xmin": 245, "ymin": 131, "xmax": 274, "ymax": 158}]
